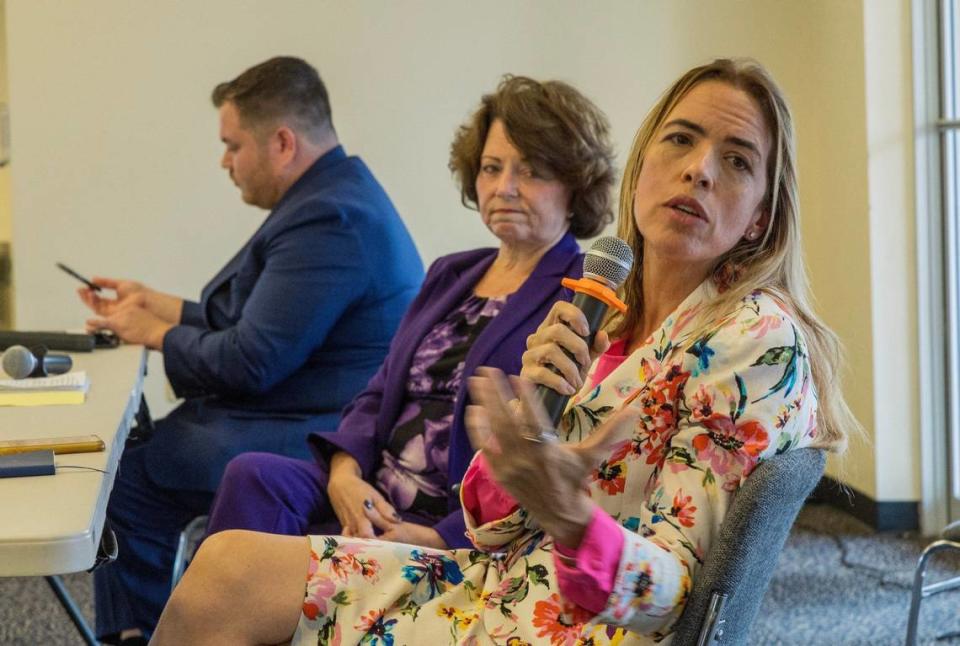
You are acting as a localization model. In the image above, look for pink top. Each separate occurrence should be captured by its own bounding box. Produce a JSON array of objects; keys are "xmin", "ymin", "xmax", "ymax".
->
[
  {"xmin": 461, "ymin": 340, "xmax": 631, "ymax": 615},
  {"xmin": 588, "ymin": 337, "xmax": 630, "ymax": 388}
]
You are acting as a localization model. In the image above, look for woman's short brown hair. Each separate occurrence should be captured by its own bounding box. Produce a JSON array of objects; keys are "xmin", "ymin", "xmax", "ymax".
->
[{"xmin": 448, "ymin": 76, "xmax": 616, "ymax": 239}]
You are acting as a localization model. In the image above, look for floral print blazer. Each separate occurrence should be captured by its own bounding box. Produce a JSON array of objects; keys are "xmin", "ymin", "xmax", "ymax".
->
[{"xmin": 463, "ymin": 279, "xmax": 818, "ymax": 640}]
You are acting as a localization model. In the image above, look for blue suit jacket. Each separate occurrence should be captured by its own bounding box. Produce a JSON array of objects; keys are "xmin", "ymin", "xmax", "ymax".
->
[
  {"xmin": 309, "ymin": 232, "xmax": 583, "ymax": 548},
  {"xmin": 145, "ymin": 146, "xmax": 424, "ymax": 491}
]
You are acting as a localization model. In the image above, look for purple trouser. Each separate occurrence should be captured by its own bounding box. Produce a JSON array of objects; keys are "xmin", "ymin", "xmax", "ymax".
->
[
  {"xmin": 206, "ymin": 452, "xmax": 340, "ymax": 536},
  {"xmin": 206, "ymin": 452, "xmax": 436, "ymax": 536}
]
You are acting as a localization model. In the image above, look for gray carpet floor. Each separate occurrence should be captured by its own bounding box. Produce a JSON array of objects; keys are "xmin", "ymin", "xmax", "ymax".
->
[{"xmin": 1, "ymin": 503, "xmax": 959, "ymax": 645}]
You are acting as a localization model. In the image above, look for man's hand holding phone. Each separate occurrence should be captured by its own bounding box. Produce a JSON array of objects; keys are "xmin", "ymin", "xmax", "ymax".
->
[
  {"xmin": 63, "ymin": 264, "xmax": 185, "ymax": 350},
  {"xmin": 76, "ymin": 275, "xmax": 150, "ymax": 318}
]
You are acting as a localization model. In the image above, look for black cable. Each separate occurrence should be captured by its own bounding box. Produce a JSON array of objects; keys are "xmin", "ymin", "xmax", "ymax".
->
[{"xmin": 55, "ymin": 465, "xmax": 110, "ymax": 474}]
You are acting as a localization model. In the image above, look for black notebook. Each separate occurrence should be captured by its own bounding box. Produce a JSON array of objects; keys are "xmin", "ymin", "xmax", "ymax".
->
[{"xmin": 0, "ymin": 449, "xmax": 56, "ymax": 478}]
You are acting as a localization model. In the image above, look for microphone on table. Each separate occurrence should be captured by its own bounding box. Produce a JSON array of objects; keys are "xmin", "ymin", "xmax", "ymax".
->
[
  {"xmin": 1, "ymin": 344, "xmax": 73, "ymax": 379},
  {"xmin": 537, "ymin": 236, "xmax": 634, "ymax": 426}
]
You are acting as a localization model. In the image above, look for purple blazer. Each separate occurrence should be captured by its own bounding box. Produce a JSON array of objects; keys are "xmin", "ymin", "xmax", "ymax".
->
[{"xmin": 309, "ymin": 232, "xmax": 583, "ymax": 548}]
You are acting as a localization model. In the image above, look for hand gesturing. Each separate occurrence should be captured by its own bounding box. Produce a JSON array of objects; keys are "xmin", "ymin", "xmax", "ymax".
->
[{"xmin": 465, "ymin": 367, "xmax": 639, "ymax": 548}]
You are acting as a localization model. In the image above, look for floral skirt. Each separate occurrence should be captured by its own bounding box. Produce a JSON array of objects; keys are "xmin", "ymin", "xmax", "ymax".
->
[{"xmin": 291, "ymin": 534, "xmax": 657, "ymax": 646}]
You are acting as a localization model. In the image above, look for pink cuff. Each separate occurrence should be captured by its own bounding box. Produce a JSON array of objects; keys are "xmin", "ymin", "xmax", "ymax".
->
[
  {"xmin": 554, "ymin": 505, "xmax": 625, "ymax": 615},
  {"xmin": 587, "ymin": 337, "xmax": 630, "ymax": 389},
  {"xmin": 461, "ymin": 452, "xmax": 519, "ymax": 525}
]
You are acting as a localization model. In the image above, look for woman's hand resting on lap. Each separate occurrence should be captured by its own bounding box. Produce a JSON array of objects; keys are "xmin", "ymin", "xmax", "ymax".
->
[{"xmin": 327, "ymin": 452, "xmax": 447, "ymax": 549}]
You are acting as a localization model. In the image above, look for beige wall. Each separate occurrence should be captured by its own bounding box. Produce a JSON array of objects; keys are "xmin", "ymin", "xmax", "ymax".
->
[
  {"xmin": 781, "ymin": 1, "xmax": 877, "ymax": 496},
  {"xmin": 863, "ymin": 0, "xmax": 919, "ymax": 501},
  {"xmin": 5, "ymin": 1, "xmax": 917, "ymax": 500}
]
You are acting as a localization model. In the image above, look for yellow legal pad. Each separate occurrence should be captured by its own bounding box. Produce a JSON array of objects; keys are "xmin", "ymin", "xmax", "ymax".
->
[{"xmin": 0, "ymin": 371, "xmax": 89, "ymax": 406}]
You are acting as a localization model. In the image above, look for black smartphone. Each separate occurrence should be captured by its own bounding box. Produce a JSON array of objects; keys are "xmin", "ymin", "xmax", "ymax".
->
[{"xmin": 56, "ymin": 262, "xmax": 102, "ymax": 292}]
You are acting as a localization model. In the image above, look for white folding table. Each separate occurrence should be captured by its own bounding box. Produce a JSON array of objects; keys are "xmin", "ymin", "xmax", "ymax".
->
[{"xmin": 0, "ymin": 344, "xmax": 147, "ymax": 643}]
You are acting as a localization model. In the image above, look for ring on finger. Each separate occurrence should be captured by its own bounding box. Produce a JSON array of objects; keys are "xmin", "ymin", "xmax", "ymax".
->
[{"xmin": 534, "ymin": 354, "xmax": 547, "ymax": 366}]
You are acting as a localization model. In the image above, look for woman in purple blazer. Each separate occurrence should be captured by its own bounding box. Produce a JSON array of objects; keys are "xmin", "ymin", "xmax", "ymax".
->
[{"xmin": 203, "ymin": 75, "xmax": 616, "ymax": 551}]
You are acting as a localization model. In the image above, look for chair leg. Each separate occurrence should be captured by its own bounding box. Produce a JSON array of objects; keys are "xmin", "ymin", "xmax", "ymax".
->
[
  {"xmin": 696, "ymin": 591, "xmax": 728, "ymax": 646},
  {"xmin": 905, "ymin": 549, "xmax": 929, "ymax": 646},
  {"xmin": 906, "ymin": 540, "xmax": 960, "ymax": 646}
]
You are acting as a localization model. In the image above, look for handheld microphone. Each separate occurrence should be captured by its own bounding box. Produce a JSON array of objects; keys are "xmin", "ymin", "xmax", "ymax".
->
[
  {"xmin": 1, "ymin": 344, "xmax": 73, "ymax": 379},
  {"xmin": 537, "ymin": 236, "xmax": 634, "ymax": 425}
]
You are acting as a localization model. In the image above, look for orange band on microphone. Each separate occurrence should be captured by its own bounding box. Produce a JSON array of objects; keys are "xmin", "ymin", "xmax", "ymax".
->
[{"xmin": 561, "ymin": 277, "xmax": 628, "ymax": 313}]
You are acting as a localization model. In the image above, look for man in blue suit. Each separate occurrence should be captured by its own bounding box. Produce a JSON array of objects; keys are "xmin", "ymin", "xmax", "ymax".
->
[{"xmin": 79, "ymin": 56, "xmax": 423, "ymax": 644}]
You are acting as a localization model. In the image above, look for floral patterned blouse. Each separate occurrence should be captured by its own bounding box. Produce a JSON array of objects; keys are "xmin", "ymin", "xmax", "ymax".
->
[
  {"xmin": 292, "ymin": 279, "xmax": 818, "ymax": 645},
  {"xmin": 375, "ymin": 293, "xmax": 506, "ymax": 521}
]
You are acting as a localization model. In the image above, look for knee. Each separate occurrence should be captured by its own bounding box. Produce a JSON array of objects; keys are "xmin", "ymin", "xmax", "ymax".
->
[
  {"xmin": 156, "ymin": 531, "xmax": 240, "ymax": 641},
  {"xmin": 186, "ymin": 529, "xmax": 247, "ymax": 585},
  {"xmin": 221, "ymin": 452, "xmax": 289, "ymax": 493},
  {"xmin": 160, "ymin": 531, "xmax": 310, "ymax": 644},
  {"xmin": 169, "ymin": 530, "xmax": 248, "ymax": 613}
]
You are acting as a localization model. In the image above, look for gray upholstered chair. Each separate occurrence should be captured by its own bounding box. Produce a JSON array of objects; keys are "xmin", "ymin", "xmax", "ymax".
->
[
  {"xmin": 905, "ymin": 520, "xmax": 960, "ymax": 645},
  {"xmin": 670, "ymin": 447, "xmax": 826, "ymax": 645}
]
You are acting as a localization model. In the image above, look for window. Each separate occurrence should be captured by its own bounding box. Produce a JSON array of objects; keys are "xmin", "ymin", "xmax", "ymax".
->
[
  {"xmin": 942, "ymin": 0, "xmax": 960, "ymax": 522},
  {"xmin": 915, "ymin": 0, "xmax": 960, "ymax": 533}
]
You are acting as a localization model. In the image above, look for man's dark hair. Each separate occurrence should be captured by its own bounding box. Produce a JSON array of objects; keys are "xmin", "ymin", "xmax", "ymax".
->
[{"xmin": 212, "ymin": 56, "xmax": 334, "ymax": 141}]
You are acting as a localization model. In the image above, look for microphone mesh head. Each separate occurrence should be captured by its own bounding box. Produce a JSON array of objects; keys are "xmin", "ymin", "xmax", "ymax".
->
[
  {"xmin": 2, "ymin": 345, "xmax": 37, "ymax": 379},
  {"xmin": 583, "ymin": 236, "xmax": 634, "ymax": 288}
]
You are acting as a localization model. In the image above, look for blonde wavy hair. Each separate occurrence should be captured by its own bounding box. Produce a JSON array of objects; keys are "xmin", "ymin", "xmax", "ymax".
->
[{"xmin": 612, "ymin": 58, "xmax": 858, "ymax": 453}]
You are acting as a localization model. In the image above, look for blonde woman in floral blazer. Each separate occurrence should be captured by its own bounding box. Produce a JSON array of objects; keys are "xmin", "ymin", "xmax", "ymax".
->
[{"xmin": 151, "ymin": 59, "xmax": 856, "ymax": 646}]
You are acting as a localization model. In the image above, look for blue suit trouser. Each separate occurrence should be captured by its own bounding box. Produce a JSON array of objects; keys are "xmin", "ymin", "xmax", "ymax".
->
[{"xmin": 93, "ymin": 441, "xmax": 214, "ymax": 639}]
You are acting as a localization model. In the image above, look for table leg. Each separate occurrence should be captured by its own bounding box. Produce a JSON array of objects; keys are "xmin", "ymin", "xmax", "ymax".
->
[{"xmin": 45, "ymin": 575, "xmax": 97, "ymax": 646}]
